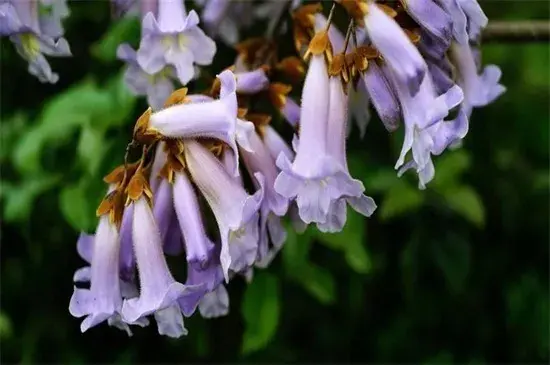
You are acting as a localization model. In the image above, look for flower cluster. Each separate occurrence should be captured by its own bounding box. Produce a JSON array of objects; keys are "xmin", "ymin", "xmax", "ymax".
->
[{"xmin": 65, "ymin": 0, "xmax": 504, "ymax": 338}]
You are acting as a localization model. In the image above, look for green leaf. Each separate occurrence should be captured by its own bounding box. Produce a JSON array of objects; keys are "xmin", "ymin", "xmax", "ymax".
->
[
  {"xmin": 77, "ymin": 126, "xmax": 108, "ymax": 176},
  {"xmin": 345, "ymin": 239, "xmax": 373, "ymax": 274},
  {"xmin": 12, "ymin": 80, "xmax": 109, "ymax": 174},
  {"xmin": 107, "ymin": 71, "xmax": 137, "ymax": 126},
  {"xmin": 423, "ymin": 351, "xmax": 453, "ymax": 365},
  {"xmin": 432, "ymin": 237, "xmax": 470, "ymax": 295},
  {"xmin": 443, "ymin": 186, "xmax": 485, "ymax": 227},
  {"xmin": 0, "ymin": 311, "xmax": 13, "ymax": 339},
  {"xmin": 0, "ymin": 112, "xmax": 27, "ymax": 163},
  {"xmin": 432, "ymin": 150, "xmax": 471, "ymax": 189},
  {"xmin": 297, "ymin": 264, "xmax": 336, "ymax": 305},
  {"xmin": 2, "ymin": 174, "xmax": 60, "ymax": 222},
  {"xmin": 316, "ymin": 209, "xmax": 372, "ymax": 274},
  {"xmin": 379, "ymin": 183, "xmax": 424, "ymax": 221},
  {"xmin": 365, "ymin": 169, "xmax": 400, "ymax": 193},
  {"xmin": 282, "ymin": 223, "xmax": 314, "ymax": 272},
  {"xmin": 59, "ymin": 181, "xmax": 95, "ymax": 231},
  {"xmin": 241, "ymin": 272, "xmax": 280, "ymax": 355},
  {"xmin": 91, "ymin": 17, "xmax": 140, "ymax": 62}
]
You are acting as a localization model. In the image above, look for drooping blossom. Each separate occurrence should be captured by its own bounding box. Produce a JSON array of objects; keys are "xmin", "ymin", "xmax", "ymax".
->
[
  {"xmin": 185, "ymin": 140, "xmax": 264, "ymax": 281},
  {"xmin": 117, "ymin": 43, "xmax": 177, "ymax": 111},
  {"xmin": 1, "ymin": 0, "xmax": 71, "ymax": 83},
  {"xmin": 148, "ymin": 70, "xmax": 254, "ymax": 177},
  {"xmin": 137, "ymin": 0, "xmax": 216, "ymax": 85},
  {"xmin": 318, "ymin": 74, "xmax": 377, "ymax": 232}
]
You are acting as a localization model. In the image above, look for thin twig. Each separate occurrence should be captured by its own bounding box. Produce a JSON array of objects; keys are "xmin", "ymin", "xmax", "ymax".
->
[
  {"xmin": 483, "ymin": 20, "xmax": 550, "ymax": 43},
  {"xmin": 324, "ymin": 2, "xmax": 337, "ymax": 32},
  {"xmin": 343, "ymin": 20, "xmax": 354, "ymax": 53}
]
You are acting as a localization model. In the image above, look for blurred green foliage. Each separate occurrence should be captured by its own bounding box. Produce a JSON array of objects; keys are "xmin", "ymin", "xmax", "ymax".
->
[{"xmin": 0, "ymin": 1, "xmax": 548, "ymax": 364}]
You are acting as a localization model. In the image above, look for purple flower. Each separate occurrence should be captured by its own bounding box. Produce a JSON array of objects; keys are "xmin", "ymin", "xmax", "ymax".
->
[
  {"xmin": 199, "ymin": 0, "xmax": 254, "ymax": 45},
  {"xmin": 117, "ymin": 43, "xmax": 176, "ymax": 111},
  {"xmin": 281, "ymin": 97, "xmax": 301, "ymax": 128},
  {"xmin": 449, "ymin": 42, "xmax": 505, "ymax": 116},
  {"xmin": 389, "ymin": 66, "xmax": 470, "ymax": 187},
  {"xmin": 389, "ymin": 65, "xmax": 464, "ymax": 172},
  {"xmin": 184, "ymin": 140, "xmax": 263, "ymax": 281},
  {"xmin": 362, "ymin": 61, "xmax": 402, "ymax": 132},
  {"xmin": 402, "ymin": 0, "xmax": 452, "ymax": 48},
  {"xmin": 71, "ymin": 231, "xmax": 148, "ymax": 336},
  {"xmin": 172, "ymin": 170, "xmax": 223, "ymax": 315},
  {"xmin": 274, "ymin": 54, "xmax": 363, "ymax": 225},
  {"xmin": 317, "ymin": 76, "xmax": 377, "ymax": 233},
  {"xmin": 149, "ymin": 70, "xmax": 254, "ymax": 176},
  {"xmin": 38, "ymin": 0, "xmax": 70, "ymax": 38},
  {"xmin": 153, "ymin": 178, "xmax": 183, "ymax": 255},
  {"xmin": 137, "ymin": 0, "xmax": 216, "ymax": 85},
  {"xmin": 241, "ymin": 131, "xmax": 289, "ymax": 267},
  {"xmin": 363, "ymin": 2, "xmax": 426, "ymax": 96},
  {"xmin": 397, "ymin": 108, "xmax": 469, "ymax": 188},
  {"xmin": 69, "ymin": 216, "xmax": 130, "ymax": 333},
  {"xmin": 149, "ymin": 141, "xmax": 168, "ymax": 194},
  {"xmin": 198, "ymin": 284, "xmax": 229, "ymax": 318},
  {"xmin": 263, "ymin": 125, "xmax": 294, "ymax": 163},
  {"xmin": 457, "ymin": 0, "xmax": 488, "ymax": 40},
  {"xmin": 235, "ymin": 68, "xmax": 270, "ymax": 94},
  {"xmin": 1, "ymin": 0, "xmax": 71, "ymax": 83},
  {"xmin": 121, "ymin": 196, "xmax": 203, "ymax": 338}
]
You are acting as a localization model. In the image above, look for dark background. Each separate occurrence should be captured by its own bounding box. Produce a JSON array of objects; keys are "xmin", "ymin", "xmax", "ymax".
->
[{"xmin": 1, "ymin": 1, "xmax": 548, "ymax": 363}]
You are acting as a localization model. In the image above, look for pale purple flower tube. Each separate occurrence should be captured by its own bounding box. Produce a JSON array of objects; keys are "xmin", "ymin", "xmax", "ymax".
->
[
  {"xmin": 281, "ymin": 97, "xmax": 301, "ymax": 128},
  {"xmin": 362, "ymin": 61, "xmax": 401, "ymax": 132},
  {"xmin": 449, "ymin": 42, "xmax": 505, "ymax": 116},
  {"xmin": 184, "ymin": 140, "xmax": 264, "ymax": 281},
  {"xmin": 235, "ymin": 68, "xmax": 270, "ymax": 94},
  {"xmin": 318, "ymin": 77, "xmax": 377, "ymax": 233},
  {"xmin": 274, "ymin": 55, "xmax": 363, "ymax": 225},
  {"xmin": 121, "ymin": 197, "xmax": 203, "ymax": 337},
  {"xmin": 149, "ymin": 70, "xmax": 253, "ymax": 176},
  {"xmin": 363, "ymin": 2, "xmax": 426, "ymax": 96},
  {"xmin": 402, "ymin": 0, "xmax": 451, "ymax": 47},
  {"xmin": 69, "ymin": 216, "xmax": 126, "ymax": 333},
  {"xmin": 241, "ymin": 131, "xmax": 289, "ymax": 266}
]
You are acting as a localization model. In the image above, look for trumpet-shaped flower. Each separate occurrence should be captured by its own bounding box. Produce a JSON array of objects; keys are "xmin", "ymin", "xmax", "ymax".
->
[
  {"xmin": 363, "ymin": 2, "xmax": 426, "ymax": 95},
  {"xmin": 390, "ymin": 65, "xmax": 464, "ymax": 172},
  {"xmin": 117, "ymin": 43, "xmax": 176, "ymax": 111},
  {"xmin": 449, "ymin": 41, "xmax": 505, "ymax": 116},
  {"xmin": 149, "ymin": 70, "xmax": 253, "ymax": 176},
  {"xmin": 1, "ymin": 0, "xmax": 71, "ymax": 83},
  {"xmin": 235, "ymin": 68, "xmax": 270, "ymax": 94},
  {"xmin": 317, "ymin": 76, "xmax": 377, "ymax": 233},
  {"xmin": 401, "ymin": 0, "xmax": 451, "ymax": 48},
  {"xmin": 121, "ymin": 197, "xmax": 203, "ymax": 338},
  {"xmin": 69, "ymin": 216, "xmax": 128, "ymax": 333},
  {"xmin": 198, "ymin": 284, "xmax": 229, "ymax": 318},
  {"xmin": 362, "ymin": 61, "xmax": 401, "ymax": 132},
  {"xmin": 241, "ymin": 131, "xmax": 289, "ymax": 266},
  {"xmin": 184, "ymin": 140, "xmax": 263, "ymax": 281},
  {"xmin": 172, "ymin": 170, "xmax": 223, "ymax": 315},
  {"xmin": 137, "ymin": 0, "xmax": 216, "ymax": 85},
  {"xmin": 71, "ymin": 231, "xmax": 148, "ymax": 336},
  {"xmin": 274, "ymin": 54, "xmax": 363, "ymax": 225}
]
